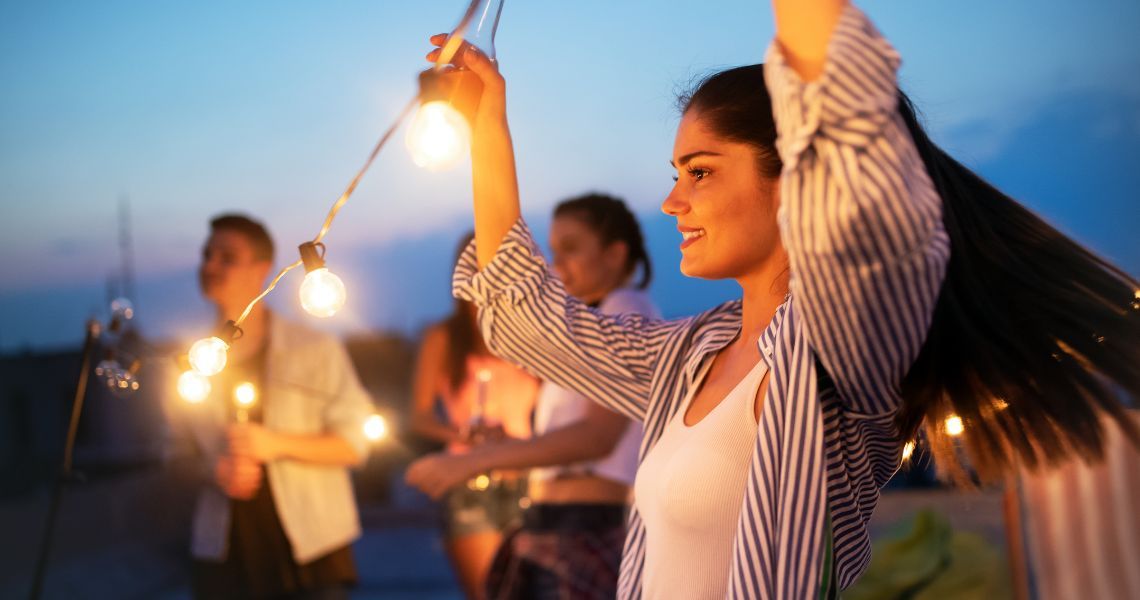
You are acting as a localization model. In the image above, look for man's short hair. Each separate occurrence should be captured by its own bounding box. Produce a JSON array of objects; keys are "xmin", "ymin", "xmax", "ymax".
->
[{"xmin": 209, "ymin": 214, "xmax": 275, "ymax": 262}]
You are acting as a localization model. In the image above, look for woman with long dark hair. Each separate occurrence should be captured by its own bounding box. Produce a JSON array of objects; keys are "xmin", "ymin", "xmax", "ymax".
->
[
  {"xmin": 408, "ymin": 232, "xmax": 540, "ymax": 599},
  {"xmin": 408, "ymin": 193, "xmax": 659, "ymax": 599},
  {"xmin": 427, "ymin": 0, "xmax": 1139, "ymax": 596}
]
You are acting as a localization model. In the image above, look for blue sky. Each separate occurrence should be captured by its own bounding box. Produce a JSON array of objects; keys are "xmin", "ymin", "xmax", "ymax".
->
[{"xmin": 1, "ymin": 0, "xmax": 1138, "ymax": 351}]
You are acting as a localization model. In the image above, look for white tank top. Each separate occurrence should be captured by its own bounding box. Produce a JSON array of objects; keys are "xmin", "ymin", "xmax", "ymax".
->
[
  {"xmin": 530, "ymin": 288, "xmax": 659, "ymax": 486},
  {"xmin": 633, "ymin": 359, "xmax": 766, "ymax": 599}
]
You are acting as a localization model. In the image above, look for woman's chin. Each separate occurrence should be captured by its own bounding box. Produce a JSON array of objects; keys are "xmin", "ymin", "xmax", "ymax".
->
[
  {"xmin": 679, "ymin": 258, "xmax": 711, "ymax": 280},
  {"xmin": 680, "ymin": 256, "xmax": 737, "ymax": 281}
]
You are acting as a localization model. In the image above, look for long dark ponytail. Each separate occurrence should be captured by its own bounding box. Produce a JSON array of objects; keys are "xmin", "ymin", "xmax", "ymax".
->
[
  {"xmin": 682, "ymin": 64, "xmax": 1139, "ymax": 480},
  {"xmin": 441, "ymin": 231, "xmax": 488, "ymax": 392},
  {"xmin": 554, "ymin": 192, "xmax": 654, "ymax": 290}
]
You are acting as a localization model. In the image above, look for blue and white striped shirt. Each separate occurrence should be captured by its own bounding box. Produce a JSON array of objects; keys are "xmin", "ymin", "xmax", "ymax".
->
[{"xmin": 453, "ymin": 5, "xmax": 949, "ymax": 597}]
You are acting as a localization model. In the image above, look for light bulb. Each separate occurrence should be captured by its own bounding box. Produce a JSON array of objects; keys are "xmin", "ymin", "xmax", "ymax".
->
[
  {"xmin": 902, "ymin": 440, "xmax": 916, "ymax": 462},
  {"xmin": 189, "ymin": 336, "xmax": 229, "ymax": 376},
  {"xmin": 945, "ymin": 415, "xmax": 965, "ymax": 437},
  {"xmin": 110, "ymin": 297, "xmax": 135, "ymax": 321},
  {"xmin": 300, "ymin": 267, "xmax": 347, "ymax": 318},
  {"xmin": 111, "ymin": 369, "xmax": 140, "ymax": 395},
  {"xmin": 405, "ymin": 101, "xmax": 470, "ymax": 171},
  {"xmin": 363, "ymin": 414, "xmax": 388, "ymax": 442},
  {"xmin": 178, "ymin": 370, "xmax": 211, "ymax": 404},
  {"xmin": 234, "ymin": 381, "xmax": 257, "ymax": 408},
  {"xmin": 468, "ymin": 474, "xmax": 491, "ymax": 491},
  {"xmin": 95, "ymin": 358, "xmax": 121, "ymax": 378}
]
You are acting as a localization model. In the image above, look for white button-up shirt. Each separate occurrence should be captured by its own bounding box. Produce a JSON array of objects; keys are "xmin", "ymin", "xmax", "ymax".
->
[{"xmin": 175, "ymin": 314, "xmax": 374, "ymax": 564}]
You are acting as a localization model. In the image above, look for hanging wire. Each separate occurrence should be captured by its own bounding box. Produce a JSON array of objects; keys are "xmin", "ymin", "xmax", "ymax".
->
[
  {"xmin": 314, "ymin": 0, "xmax": 488, "ymax": 245},
  {"xmin": 229, "ymin": 0, "xmax": 488, "ymax": 327},
  {"xmin": 235, "ymin": 259, "xmax": 303, "ymax": 326},
  {"xmin": 312, "ymin": 95, "xmax": 420, "ymax": 245}
]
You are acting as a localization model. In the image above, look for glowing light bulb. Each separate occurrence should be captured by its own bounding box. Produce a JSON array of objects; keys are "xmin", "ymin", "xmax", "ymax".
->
[
  {"xmin": 178, "ymin": 370, "xmax": 211, "ymax": 404},
  {"xmin": 469, "ymin": 474, "xmax": 491, "ymax": 491},
  {"xmin": 363, "ymin": 414, "xmax": 388, "ymax": 442},
  {"xmin": 94, "ymin": 359, "xmax": 120, "ymax": 378},
  {"xmin": 234, "ymin": 382, "xmax": 257, "ymax": 408},
  {"xmin": 405, "ymin": 101, "xmax": 470, "ymax": 171},
  {"xmin": 189, "ymin": 336, "xmax": 229, "ymax": 376},
  {"xmin": 110, "ymin": 297, "xmax": 135, "ymax": 321},
  {"xmin": 945, "ymin": 415, "xmax": 965, "ymax": 437},
  {"xmin": 300, "ymin": 267, "xmax": 347, "ymax": 318},
  {"xmin": 902, "ymin": 440, "xmax": 916, "ymax": 462},
  {"xmin": 111, "ymin": 369, "xmax": 140, "ymax": 395}
]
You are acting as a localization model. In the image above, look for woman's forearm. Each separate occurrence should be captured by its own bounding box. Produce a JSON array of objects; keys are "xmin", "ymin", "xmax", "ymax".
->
[
  {"xmin": 410, "ymin": 414, "xmax": 462, "ymax": 445},
  {"xmin": 468, "ymin": 413, "xmax": 628, "ymax": 473},
  {"xmin": 471, "ymin": 116, "xmax": 521, "ymax": 269},
  {"xmin": 772, "ymin": 0, "xmax": 847, "ymax": 81}
]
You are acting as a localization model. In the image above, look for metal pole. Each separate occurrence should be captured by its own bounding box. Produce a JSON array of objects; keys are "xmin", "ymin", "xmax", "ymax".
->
[{"xmin": 28, "ymin": 319, "xmax": 100, "ymax": 600}]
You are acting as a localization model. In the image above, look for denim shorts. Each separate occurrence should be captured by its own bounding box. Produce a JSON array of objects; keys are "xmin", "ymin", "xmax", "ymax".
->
[{"xmin": 440, "ymin": 476, "xmax": 528, "ymax": 539}]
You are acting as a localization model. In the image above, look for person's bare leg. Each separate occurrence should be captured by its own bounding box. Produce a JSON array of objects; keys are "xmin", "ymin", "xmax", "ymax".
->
[{"xmin": 445, "ymin": 532, "xmax": 503, "ymax": 600}]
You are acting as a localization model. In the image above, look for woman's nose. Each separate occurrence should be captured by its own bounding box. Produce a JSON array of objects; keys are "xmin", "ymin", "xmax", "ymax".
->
[{"xmin": 661, "ymin": 185, "xmax": 689, "ymax": 217}]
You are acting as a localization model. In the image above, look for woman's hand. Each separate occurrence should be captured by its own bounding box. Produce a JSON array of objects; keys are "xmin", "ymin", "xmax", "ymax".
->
[
  {"xmin": 424, "ymin": 33, "xmax": 521, "ymax": 268},
  {"xmin": 405, "ymin": 452, "xmax": 484, "ymax": 500},
  {"xmin": 426, "ymin": 34, "xmax": 506, "ymax": 130}
]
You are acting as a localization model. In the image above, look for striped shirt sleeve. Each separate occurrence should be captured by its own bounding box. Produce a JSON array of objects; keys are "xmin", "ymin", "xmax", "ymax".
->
[
  {"xmin": 764, "ymin": 4, "xmax": 950, "ymax": 417},
  {"xmin": 452, "ymin": 219, "xmax": 674, "ymax": 422}
]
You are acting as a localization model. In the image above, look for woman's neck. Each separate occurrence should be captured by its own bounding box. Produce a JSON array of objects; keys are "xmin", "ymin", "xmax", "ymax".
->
[{"xmin": 736, "ymin": 258, "xmax": 790, "ymax": 347}]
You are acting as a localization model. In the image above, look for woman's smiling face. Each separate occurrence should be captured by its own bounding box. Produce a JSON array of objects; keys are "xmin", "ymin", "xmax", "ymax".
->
[{"xmin": 662, "ymin": 109, "xmax": 782, "ymax": 281}]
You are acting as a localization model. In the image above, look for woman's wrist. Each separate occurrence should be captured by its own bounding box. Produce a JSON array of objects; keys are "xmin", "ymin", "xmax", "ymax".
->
[{"xmin": 463, "ymin": 445, "xmax": 497, "ymax": 474}]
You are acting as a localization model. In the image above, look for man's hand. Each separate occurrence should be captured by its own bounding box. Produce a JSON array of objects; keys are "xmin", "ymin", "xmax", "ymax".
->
[
  {"xmin": 227, "ymin": 423, "xmax": 279, "ymax": 463},
  {"xmin": 215, "ymin": 454, "xmax": 263, "ymax": 500}
]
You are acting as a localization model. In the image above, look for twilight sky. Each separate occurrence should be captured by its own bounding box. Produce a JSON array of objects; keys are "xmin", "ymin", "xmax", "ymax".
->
[{"xmin": 1, "ymin": 0, "xmax": 1138, "ymax": 351}]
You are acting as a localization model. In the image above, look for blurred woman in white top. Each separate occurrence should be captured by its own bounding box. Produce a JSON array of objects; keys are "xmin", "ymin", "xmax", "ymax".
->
[{"xmin": 407, "ymin": 193, "xmax": 659, "ymax": 599}]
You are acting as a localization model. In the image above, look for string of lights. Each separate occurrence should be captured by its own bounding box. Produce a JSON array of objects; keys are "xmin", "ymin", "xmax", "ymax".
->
[{"xmin": 182, "ymin": 0, "xmax": 501, "ymax": 385}]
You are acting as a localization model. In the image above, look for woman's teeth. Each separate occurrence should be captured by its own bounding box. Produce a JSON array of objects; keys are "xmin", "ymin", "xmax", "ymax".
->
[{"xmin": 682, "ymin": 229, "xmax": 706, "ymax": 241}]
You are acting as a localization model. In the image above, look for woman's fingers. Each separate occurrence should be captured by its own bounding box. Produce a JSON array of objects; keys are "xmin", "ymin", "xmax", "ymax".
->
[
  {"xmin": 422, "ymin": 35, "xmax": 499, "ymax": 80},
  {"xmin": 458, "ymin": 44, "xmax": 490, "ymax": 71}
]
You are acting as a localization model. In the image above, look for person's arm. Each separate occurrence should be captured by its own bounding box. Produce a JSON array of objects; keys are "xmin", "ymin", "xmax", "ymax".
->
[
  {"xmin": 427, "ymin": 37, "xmax": 678, "ymax": 422},
  {"xmin": 231, "ymin": 336, "xmax": 375, "ymax": 468},
  {"xmin": 229, "ymin": 425, "xmax": 362, "ymax": 467},
  {"xmin": 427, "ymin": 34, "xmax": 517, "ymax": 269},
  {"xmin": 408, "ymin": 325, "xmax": 463, "ymax": 445},
  {"xmin": 772, "ymin": 0, "xmax": 847, "ymax": 81},
  {"xmin": 406, "ymin": 402, "xmax": 629, "ymax": 499},
  {"xmin": 766, "ymin": 3, "xmax": 950, "ymax": 419}
]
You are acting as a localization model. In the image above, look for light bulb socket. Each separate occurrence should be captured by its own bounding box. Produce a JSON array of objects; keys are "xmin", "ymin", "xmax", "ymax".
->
[
  {"xmin": 299, "ymin": 242, "xmax": 327, "ymax": 273},
  {"xmin": 216, "ymin": 320, "xmax": 242, "ymax": 345},
  {"xmin": 417, "ymin": 68, "xmax": 483, "ymax": 123}
]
